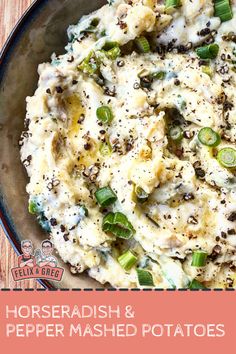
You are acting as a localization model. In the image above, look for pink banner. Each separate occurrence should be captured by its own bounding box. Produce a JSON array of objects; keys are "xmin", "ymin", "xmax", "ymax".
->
[{"xmin": 0, "ymin": 290, "xmax": 235, "ymax": 353}]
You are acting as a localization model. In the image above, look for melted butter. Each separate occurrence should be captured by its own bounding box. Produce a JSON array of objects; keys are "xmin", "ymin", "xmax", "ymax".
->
[{"xmin": 65, "ymin": 94, "xmax": 85, "ymax": 137}]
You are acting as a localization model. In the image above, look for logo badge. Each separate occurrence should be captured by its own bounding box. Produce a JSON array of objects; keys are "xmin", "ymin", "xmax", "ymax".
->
[{"xmin": 11, "ymin": 239, "xmax": 64, "ymax": 282}]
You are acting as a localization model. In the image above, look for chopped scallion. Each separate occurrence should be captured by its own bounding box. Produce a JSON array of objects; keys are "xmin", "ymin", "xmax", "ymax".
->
[
  {"xmin": 78, "ymin": 51, "xmax": 98, "ymax": 75},
  {"xmin": 135, "ymin": 36, "xmax": 150, "ymax": 53},
  {"xmin": 196, "ymin": 43, "xmax": 219, "ymax": 59},
  {"xmin": 136, "ymin": 269, "xmax": 154, "ymax": 286},
  {"xmin": 214, "ymin": 0, "xmax": 233, "ymax": 22},
  {"xmin": 96, "ymin": 106, "xmax": 113, "ymax": 124},
  {"xmin": 191, "ymin": 251, "xmax": 208, "ymax": 267},
  {"xmin": 217, "ymin": 147, "xmax": 236, "ymax": 168},
  {"xmin": 102, "ymin": 212, "xmax": 135, "ymax": 239},
  {"xmin": 165, "ymin": 0, "xmax": 181, "ymax": 9},
  {"xmin": 152, "ymin": 71, "xmax": 166, "ymax": 80},
  {"xmin": 99, "ymin": 141, "xmax": 112, "ymax": 156},
  {"xmin": 118, "ymin": 250, "xmax": 137, "ymax": 271},
  {"xmin": 102, "ymin": 41, "xmax": 121, "ymax": 60},
  {"xmin": 95, "ymin": 186, "xmax": 117, "ymax": 207},
  {"xmin": 106, "ymin": 46, "xmax": 121, "ymax": 60},
  {"xmin": 28, "ymin": 200, "xmax": 40, "ymax": 215},
  {"xmin": 28, "ymin": 200, "xmax": 50, "ymax": 232},
  {"xmin": 189, "ymin": 279, "xmax": 207, "ymax": 289},
  {"xmin": 198, "ymin": 127, "xmax": 221, "ymax": 147}
]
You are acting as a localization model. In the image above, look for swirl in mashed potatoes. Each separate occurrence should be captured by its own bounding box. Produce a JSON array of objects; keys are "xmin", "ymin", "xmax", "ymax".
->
[{"xmin": 20, "ymin": 0, "xmax": 236, "ymax": 288}]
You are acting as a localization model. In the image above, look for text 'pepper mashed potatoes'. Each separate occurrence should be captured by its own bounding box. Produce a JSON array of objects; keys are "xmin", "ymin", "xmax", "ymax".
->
[{"xmin": 20, "ymin": 0, "xmax": 236, "ymax": 288}]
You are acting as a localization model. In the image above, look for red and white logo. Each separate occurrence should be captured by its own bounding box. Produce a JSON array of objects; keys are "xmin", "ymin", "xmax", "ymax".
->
[{"xmin": 11, "ymin": 239, "xmax": 64, "ymax": 282}]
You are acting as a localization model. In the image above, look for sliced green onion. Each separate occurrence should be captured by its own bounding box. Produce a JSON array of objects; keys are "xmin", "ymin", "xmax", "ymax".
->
[
  {"xmin": 169, "ymin": 126, "xmax": 183, "ymax": 142},
  {"xmin": 165, "ymin": 0, "xmax": 181, "ymax": 9},
  {"xmin": 29, "ymin": 200, "xmax": 51, "ymax": 232},
  {"xmin": 196, "ymin": 44, "xmax": 219, "ymax": 59},
  {"xmin": 152, "ymin": 71, "xmax": 166, "ymax": 80},
  {"xmin": 202, "ymin": 66, "xmax": 213, "ymax": 77},
  {"xmin": 191, "ymin": 251, "xmax": 208, "ymax": 267},
  {"xmin": 135, "ymin": 186, "xmax": 149, "ymax": 203},
  {"xmin": 214, "ymin": 0, "xmax": 233, "ymax": 22},
  {"xmin": 28, "ymin": 200, "xmax": 40, "ymax": 214},
  {"xmin": 81, "ymin": 62, "xmax": 98, "ymax": 75},
  {"xmin": 118, "ymin": 250, "xmax": 137, "ymax": 271},
  {"xmin": 136, "ymin": 269, "xmax": 154, "ymax": 286},
  {"xmin": 217, "ymin": 147, "xmax": 236, "ymax": 168},
  {"xmin": 99, "ymin": 141, "xmax": 112, "ymax": 156},
  {"xmin": 96, "ymin": 106, "xmax": 113, "ymax": 124},
  {"xmin": 95, "ymin": 186, "xmax": 117, "ymax": 207},
  {"xmin": 78, "ymin": 51, "xmax": 98, "ymax": 75},
  {"xmin": 106, "ymin": 47, "xmax": 121, "ymax": 60},
  {"xmin": 189, "ymin": 279, "xmax": 207, "ymax": 289},
  {"xmin": 198, "ymin": 127, "xmax": 221, "ymax": 147},
  {"xmin": 102, "ymin": 212, "xmax": 135, "ymax": 239},
  {"xmin": 135, "ymin": 36, "xmax": 150, "ymax": 53},
  {"xmin": 102, "ymin": 41, "xmax": 121, "ymax": 60}
]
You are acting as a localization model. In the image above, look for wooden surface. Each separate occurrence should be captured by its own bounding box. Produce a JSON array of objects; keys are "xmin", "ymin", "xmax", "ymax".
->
[{"xmin": 0, "ymin": 0, "xmax": 42, "ymax": 289}]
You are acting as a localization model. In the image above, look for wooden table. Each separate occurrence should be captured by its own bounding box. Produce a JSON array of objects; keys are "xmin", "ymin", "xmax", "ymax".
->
[{"xmin": 0, "ymin": 0, "xmax": 42, "ymax": 289}]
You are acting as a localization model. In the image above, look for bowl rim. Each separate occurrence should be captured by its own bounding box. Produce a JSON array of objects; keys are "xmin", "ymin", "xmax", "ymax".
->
[{"xmin": 0, "ymin": 0, "xmax": 54, "ymax": 289}]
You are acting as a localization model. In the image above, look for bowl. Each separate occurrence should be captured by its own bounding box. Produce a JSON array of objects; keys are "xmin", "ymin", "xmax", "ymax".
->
[{"xmin": 0, "ymin": 0, "xmax": 107, "ymax": 289}]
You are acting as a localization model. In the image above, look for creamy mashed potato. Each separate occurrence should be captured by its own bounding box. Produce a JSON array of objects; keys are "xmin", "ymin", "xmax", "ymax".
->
[{"xmin": 20, "ymin": 0, "xmax": 236, "ymax": 288}]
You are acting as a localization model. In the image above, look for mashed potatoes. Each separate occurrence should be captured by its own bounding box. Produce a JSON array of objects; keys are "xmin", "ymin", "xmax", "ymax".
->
[{"xmin": 20, "ymin": 0, "xmax": 236, "ymax": 288}]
